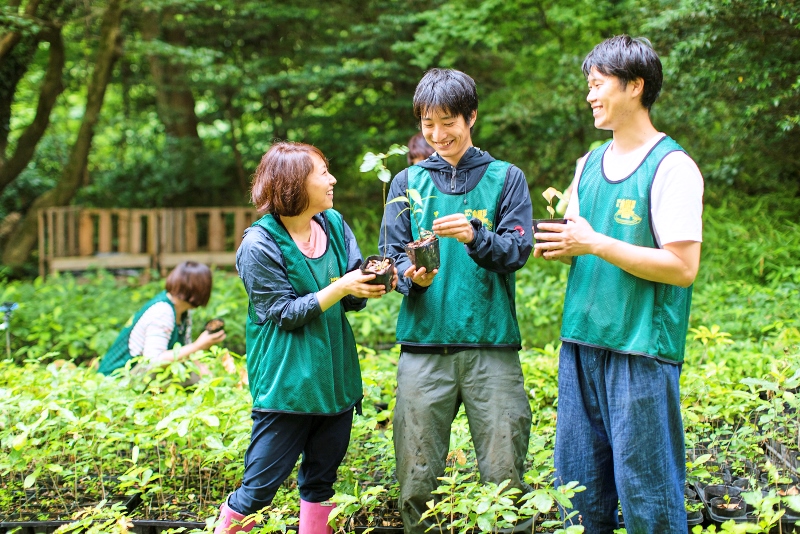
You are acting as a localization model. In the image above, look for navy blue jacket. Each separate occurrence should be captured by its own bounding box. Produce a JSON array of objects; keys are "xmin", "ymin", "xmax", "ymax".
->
[{"xmin": 379, "ymin": 147, "xmax": 533, "ymax": 296}]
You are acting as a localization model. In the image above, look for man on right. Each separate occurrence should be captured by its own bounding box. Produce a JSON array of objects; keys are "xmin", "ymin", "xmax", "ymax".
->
[{"xmin": 533, "ymin": 35, "xmax": 704, "ymax": 533}]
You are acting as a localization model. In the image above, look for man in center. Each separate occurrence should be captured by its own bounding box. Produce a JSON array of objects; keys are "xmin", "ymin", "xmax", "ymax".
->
[{"xmin": 380, "ymin": 68, "xmax": 534, "ymax": 534}]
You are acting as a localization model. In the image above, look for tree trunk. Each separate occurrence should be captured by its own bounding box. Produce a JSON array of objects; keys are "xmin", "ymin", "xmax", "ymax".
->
[
  {"xmin": 223, "ymin": 94, "xmax": 249, "ymax": 196},
  {"xmin": 141, "ymin": 7, "xmax": 199, "ymax": 138},
  {"xmin": 0, "ymin": 28, "xmax": 65, "ymax": 194},
  {"xmin": 2, "ymin": 0, "xmax": 123, "ymax": 267}
]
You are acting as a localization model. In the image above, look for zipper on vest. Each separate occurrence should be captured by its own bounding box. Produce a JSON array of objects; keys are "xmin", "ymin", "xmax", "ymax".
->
[{"xmin": 450, "ymin": 166, "xmax": 456, "ymax": 192}]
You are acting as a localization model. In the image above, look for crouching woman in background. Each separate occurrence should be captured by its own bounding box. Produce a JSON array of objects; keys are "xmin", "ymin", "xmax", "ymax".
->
[
  {"xmin": 97, "ymin": 261, "xmax": 225, "ymax": 379},
  {"xmin": 213, "ymin": 141, "xmax": 394, "ymax": 534}
]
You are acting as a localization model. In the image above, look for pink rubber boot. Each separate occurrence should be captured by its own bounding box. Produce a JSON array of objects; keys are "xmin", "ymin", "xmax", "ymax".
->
[
  {"xmin": 213, "ymin": 500, "xmax": 255, "ymax": 534},
  {"xmin": 299, "ymin": 499, "xmax": 334, "ymax": 534}
]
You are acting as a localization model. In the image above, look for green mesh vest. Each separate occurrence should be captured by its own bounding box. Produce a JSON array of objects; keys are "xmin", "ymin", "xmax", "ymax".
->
[
  {"xmin": 561, "ymin": 136, "xmax": 693, "ymax": 363},
  {"xmin": 97, "ymin": 291, "xmax": 184, "ymax": 375},
  {"xmin": 246, "ymin": 210, "xmax": 362, "ymax": 414},
  {"xmin": 396, "ymin": 161, "xmax": 522, "ymax": 350}
]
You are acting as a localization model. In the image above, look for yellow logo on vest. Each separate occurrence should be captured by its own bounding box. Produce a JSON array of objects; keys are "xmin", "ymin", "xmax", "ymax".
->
[
  {"xmin": 614, "ymin": 199, "xmax": 642, "ymax": 225},
  {"xmin": 464, "ymin": 208, "xmax": 493, "ymax": 231},
  {"xmin": 329, "ymin": 276, "xmax": 340, "ymax": 284}
]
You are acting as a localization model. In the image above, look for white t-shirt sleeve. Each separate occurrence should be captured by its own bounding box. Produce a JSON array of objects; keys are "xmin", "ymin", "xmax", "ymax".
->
[
  {"xmin": 650, "ymin": 152, "xmax": 704, "ymax": 246},
  {"xmin": 564, "ymin": 156, "xmax": 587, "ymax": 220},
  {"xmin": 128, "ymin": 302, "xmax": 176, "ymax": 360}
]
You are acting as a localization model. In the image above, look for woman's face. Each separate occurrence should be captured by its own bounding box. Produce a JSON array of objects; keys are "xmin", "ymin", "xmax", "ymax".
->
[{"xmin": 304, "ymin": 153, "xmax": 336, "ymax": 214}]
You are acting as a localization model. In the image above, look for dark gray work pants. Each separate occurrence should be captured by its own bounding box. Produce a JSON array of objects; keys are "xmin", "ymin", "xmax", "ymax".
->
[{"xmin": 393, "ymin": 348, "xmax": 533, "ymax": 534}]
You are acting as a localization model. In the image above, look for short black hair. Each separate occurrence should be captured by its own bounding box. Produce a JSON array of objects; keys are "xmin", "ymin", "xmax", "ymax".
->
[
  {"xmin": 582, "ymin": 35, "xmax": 663, "ymax": 110},
  {"xmin": 413, "ymin": 68, "xmax": 478, "ymax": 125}
]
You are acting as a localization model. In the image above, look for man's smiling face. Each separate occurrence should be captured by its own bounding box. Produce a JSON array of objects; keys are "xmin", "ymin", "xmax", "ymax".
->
[{"xmin": 420, "ymin": 108, "xmax": 476, "ymax": 167}]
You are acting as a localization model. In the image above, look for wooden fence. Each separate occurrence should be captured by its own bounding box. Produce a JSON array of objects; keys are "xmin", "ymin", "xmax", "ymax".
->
[{"xmin": 38, "ymin": 207, "xmax": 260, "ymax": 277}]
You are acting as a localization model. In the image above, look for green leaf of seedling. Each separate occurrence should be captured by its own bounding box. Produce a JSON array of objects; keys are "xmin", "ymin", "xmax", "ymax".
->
[
  {"xmin": 205, "ymin": 435, "xmax": 225, "ymax": 449},
  {"xmin": 197, "ymin": 413, "xmax": 220, "ymax": 427},
  {"xmin": 407, "ymin": 189, "xmax": 423, "ymax": 206},
  {"xmin": 359, "ymin": 152, "xmax": 381, "ymax": 173},
  {"xmin": 24, "ymin": 472, "xmax": 37, "ymax": 489},
  {"xmin": 177, "ymin": 418, "xmax": 190, "ymax": 437},
  {"xmin": 386, "ymin": 196, "xmax": 409, "ymax": 205},
  {"xmin": 12, "ymin": 432, "xmax": 27, "ymax": 450},
  {"xmin": 785, "ymin": 495, "xmax": 800, "ymax": 512},
  {"xmin": 387, "ymin": 144, "xmax": 409, "ymax": 157},
  {"xmin": 377, "ymin": 168, "xmax": 392, "ymax": 183},
  {"xmin": 132, "ymin": 445, "xmax": 139, "ymax": 464}
]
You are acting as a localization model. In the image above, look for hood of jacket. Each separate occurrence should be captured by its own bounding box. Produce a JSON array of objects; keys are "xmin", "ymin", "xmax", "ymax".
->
[{"xmin": 414, "ymin": 146, "xmax": 497, "ymax": 196}]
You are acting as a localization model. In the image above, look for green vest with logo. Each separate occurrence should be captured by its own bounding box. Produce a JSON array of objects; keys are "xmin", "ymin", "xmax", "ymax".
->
[
  {"xmin": 98, "ymin": 291, "xmax": 184, "ymax": 375},
  {"xmin": 396, "ymin": 161, "xmax": 522, "ymax": 350},
  {"xmin": 560, "ymin": 137, "xmax": 693, "ymax": 363},
  {"xmin": 246, "ymin": 210, "xmax": 362, "ymax": 414}
]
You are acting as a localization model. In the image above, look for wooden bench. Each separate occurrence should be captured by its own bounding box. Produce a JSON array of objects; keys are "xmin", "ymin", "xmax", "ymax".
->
[
  {"xmin": 38, "ymin": 207, "xmax": 260, "ymax": 277},
  {"xmin": 157, "ymin": 207, "xmax": 260, "ymax": 274}
]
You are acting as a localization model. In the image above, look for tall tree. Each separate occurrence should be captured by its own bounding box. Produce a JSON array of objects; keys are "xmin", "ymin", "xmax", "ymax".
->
[{"xmin": 2, "ymin": 0, "xmax": 124, "ymax": 266}]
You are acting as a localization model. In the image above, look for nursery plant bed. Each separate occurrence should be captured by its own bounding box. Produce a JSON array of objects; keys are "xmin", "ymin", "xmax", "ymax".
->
[{"xmin": 0, "ymin": 519, "xmax": 207, "ymax": 534}]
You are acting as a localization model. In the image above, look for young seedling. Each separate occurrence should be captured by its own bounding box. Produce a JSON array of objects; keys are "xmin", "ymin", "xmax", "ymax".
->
[
  {"xmin": 387, "ymin": 188, "xmax": 441, "ymax": 271},
  {"xmin": 386, "ymin": 188, "xmax": 436, "ymax": 242},
  {"xmin": 359, "ymin": 144, "xmax": 409, "ymax": 289},
  {"xmin": 542, "ymin": 187, "xmax": 563, "ymax": 219}
]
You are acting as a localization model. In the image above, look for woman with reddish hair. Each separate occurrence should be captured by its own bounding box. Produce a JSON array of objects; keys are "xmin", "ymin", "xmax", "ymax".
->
[
  {"xmin": 214, "ymin": 141, "xmax": 394, "ymax": 534},
  {"xmin": 97, "ymin": 261, "xmax": 225, "ymax": 377}
]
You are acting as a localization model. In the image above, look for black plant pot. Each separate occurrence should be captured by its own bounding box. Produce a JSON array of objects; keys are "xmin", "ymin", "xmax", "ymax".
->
[
  {"xmin": 710, "ymin": 496, "xmax": 746, "ymax": 518},
  {"xmin": 361, "ymin": 255, "xmax": 396, "ymax": 293},
  {"xmin": 405, "ymin": 236, "xmax": 439, "ymax": 272},
  {"xmin": 532, "ymin": 218, "xmax": 567, "ymax": 244},
  {"xmin": 686, "ymin": 509, "xmax": 704, "ymax": 526},
  {"xmin": 702, "ymin": 484, "xmax": 741, "ymax": 502}
]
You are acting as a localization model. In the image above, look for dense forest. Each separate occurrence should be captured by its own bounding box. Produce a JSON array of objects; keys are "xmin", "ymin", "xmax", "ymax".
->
[{"xmin": 1, "ymin": 0, "xmax": 799, "ymax": 275}]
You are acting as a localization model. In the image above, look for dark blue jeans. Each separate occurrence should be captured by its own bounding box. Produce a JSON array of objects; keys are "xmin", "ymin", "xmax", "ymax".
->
[
  {"xmin": 227, "ymin": 408, "xmax": 353, "ymax": 515},
  {"xmin": 554, "ymin": 342, "xmax": 686, "ymax": 534}
]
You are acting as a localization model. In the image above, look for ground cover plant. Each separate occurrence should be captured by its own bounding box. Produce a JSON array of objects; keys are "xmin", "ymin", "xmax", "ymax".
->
[{"xmin": 0, "ymin": 192, "xmax": 799, "ymax": 532}]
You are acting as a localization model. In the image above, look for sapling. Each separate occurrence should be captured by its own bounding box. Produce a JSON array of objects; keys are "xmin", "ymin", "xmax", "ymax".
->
[
  {"xmin": 542, "ymin": 187, "xmax": 563, "ymax": 219},
  {"xmin": 386, "ymin": 188, "xmax": 436, "ymax": 242},
  {"xmin": 533, "ymin": 187, "xmax": 567, "ymax": 243},
  {"xmin": 387, "ymin": 188, "xmax": 440, "ymax": 271},
  {"xmin": 359, "ymin": 145, "xmax": 409, "ymax": 288}
]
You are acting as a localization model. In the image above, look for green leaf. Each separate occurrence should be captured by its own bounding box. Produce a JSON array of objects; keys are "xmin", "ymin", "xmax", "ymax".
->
[
  {"xmin": 386, "ymin": 196, "xmax": 409, "ymax": 205},
  {"xmin": 177, "ymin": 418, "xmax": 190, "ymax": 437},
  {"xmin": 205, "ymin": 435, "xmax": 225, "ymax": 449},
  {"xmin": 377, "ymin": 167, "xmax": 392, "ymax": 183},
  {"xmin": 407, "ymin": 189, "xmax": 423, "ymax": 206},
  {"xmin": 197, "ymin": 413, "xmax": 220, "ymax": 427}
]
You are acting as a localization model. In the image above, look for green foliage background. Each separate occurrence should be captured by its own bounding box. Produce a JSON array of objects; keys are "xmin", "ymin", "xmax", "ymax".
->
[{"xmin": 1, "ymin": 0, "xmax": 798, "ymax": 270}]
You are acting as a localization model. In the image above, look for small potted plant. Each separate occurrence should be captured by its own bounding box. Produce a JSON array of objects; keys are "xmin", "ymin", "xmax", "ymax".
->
[
  {"xmin": 710, "ymin": 494, "xmax": 746, "ymax": 519},
  {"xmin": 387, "ymin": 188, "xmax": 439, "ymax": 272},
  {"xmin": 204, "ymin": 318, "xmax": 225, "ymax": 334},
  {"xmin": 359, "ymin": 145, "xmax": 408, "ymax": 291},
  {"xmin": 533, "ymin": 187, "xmax": 567, "ymax": 244}
]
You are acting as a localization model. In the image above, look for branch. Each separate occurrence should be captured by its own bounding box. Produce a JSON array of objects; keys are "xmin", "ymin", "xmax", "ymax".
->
[
  {"xmin": 0, "ymin": 0, "xmax": 42, "ymax": 63},
  {"xmin": 0, "ymin": 26, "xmax": 64, "ymax": 193}
]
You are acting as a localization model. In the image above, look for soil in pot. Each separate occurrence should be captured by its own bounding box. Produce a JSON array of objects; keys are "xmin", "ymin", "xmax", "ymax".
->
[
  {"xmin": 204, "ymin": 318, "xmax": 225, "ymax": 333},
  {"xmin": 361, "ymin": 255, "xmax": 395, "ymax": 293},
  {"xmin": 532, "ymin": 218, "xmax": 567, "ymax": 244},
  {"xmin": 710, "ymin": 496, "xmax": 746, "ymax": 518},
  {"xmin": 405, "ymin": 235, "xmax": 439, "ymax": 272}
]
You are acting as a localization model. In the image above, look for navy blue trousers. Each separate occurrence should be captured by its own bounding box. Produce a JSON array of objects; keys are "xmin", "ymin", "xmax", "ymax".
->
[
  {"xmin": 554, "ymin": 342, "xmax": 686, "ymax": 533},
  {"xmin": 227, "ymin": 408, "xmax": 354, "ymax": 514}
]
